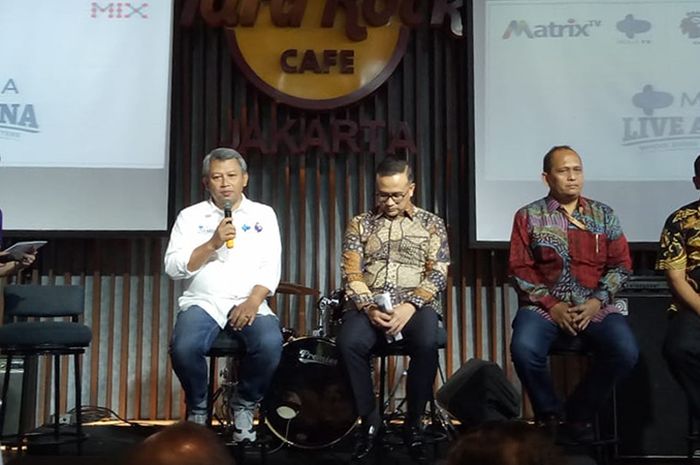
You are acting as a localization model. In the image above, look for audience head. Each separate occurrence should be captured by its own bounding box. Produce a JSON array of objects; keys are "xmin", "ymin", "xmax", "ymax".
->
[
  {"xmin": 126, "ymin": 421, "xmax": 234, "ymax": 465},
  {"xmin": 447, "ymin": 421, "xmax": 563, "ymax": 465}
]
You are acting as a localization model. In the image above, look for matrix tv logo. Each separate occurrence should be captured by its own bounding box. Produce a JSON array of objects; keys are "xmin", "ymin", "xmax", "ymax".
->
[
  {"xmin": 502, "ymin": 18, "xmax": 601, "ymax": 39},
  {"xmin": 622, "ymin": 84, "xmax": 700, "ymax": 150},
  {"xmin": 91, "ymin": 2, "xmax": 149, "ymax": 19},
  {"xmin": 0, "ymin": 79, "xmax": 40, "ymax": 140},
  {"xmin": 616, "ymin": 14, "xmax": 651, "ymax": 39},
  {"xmin": 680, "ymin": 12, "xmax": 700, "ymax": 39}
]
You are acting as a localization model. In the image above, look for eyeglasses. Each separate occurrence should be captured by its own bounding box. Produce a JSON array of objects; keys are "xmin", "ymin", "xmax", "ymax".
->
[{"xmin": 376, "ymin": 188, "xmax": 411, "ymax": 203}]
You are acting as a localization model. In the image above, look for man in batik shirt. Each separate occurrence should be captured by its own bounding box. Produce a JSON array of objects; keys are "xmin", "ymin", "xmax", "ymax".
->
[
  {"xmin": 657, "ymin": 153, "xmax": 700, "ymax": 421},
  {"xmin": 509, "ymin": 146, "xmax": 638, "ymax": 442},
  {"xmin": 338, "ymin": 156, "xmax": 450, "ymax": 463}
]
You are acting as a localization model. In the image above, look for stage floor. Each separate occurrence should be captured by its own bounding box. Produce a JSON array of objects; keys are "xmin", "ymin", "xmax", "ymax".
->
[{"xmin": 1, "ymin": 422, "xmax": 692, "ymax": 465}]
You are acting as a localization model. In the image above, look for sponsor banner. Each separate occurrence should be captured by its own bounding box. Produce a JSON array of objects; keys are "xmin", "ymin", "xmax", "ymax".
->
[
  {"xmin": 478, "ymin": 0, "xmax": 700, "ymax": 182},
  {"xmin": 0, "ymin": 1, "xmax": 172, "ymax": 169}
]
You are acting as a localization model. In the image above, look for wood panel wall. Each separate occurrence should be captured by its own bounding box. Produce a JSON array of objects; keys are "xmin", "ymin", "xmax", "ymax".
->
[{"xmin": 0, "ymin": 2, "xmax": 661, "ymax": 424}]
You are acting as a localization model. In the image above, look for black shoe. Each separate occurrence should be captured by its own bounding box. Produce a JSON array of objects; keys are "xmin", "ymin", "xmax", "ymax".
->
[
  {"xmin": 351, "ymin": 419, "xmax": 379, "ymax": 461},
  {"xmin": 558, "ymin": 421, "xmax": 595, "ymax": 445},
  {"xmin": 536, "ymin": 413, "xmax": 561, "ymax": 439},
  {"xmin": 404, "ymin": 425, "xmax": 427, "ymax": 464}
]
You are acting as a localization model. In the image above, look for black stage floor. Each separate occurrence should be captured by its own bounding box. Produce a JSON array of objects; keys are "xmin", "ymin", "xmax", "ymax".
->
[{"xmin": 1, "ymin": 423, "xmax": 694, "ymax": 465}]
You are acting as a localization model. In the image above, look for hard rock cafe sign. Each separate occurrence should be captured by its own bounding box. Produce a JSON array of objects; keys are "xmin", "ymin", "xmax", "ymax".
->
[{"xmin": 181, "ymin": 0, "xmax": 463, "ymax": 110}]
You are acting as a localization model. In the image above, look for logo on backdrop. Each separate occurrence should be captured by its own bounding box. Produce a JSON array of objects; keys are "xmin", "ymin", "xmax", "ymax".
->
[
  {"xmin": 622, "ymin": 84, "xmax": 700, "ymax": 151},
  {"xmin": 90, "ymin": 2, "xmax": 149, "ymax": 19},
  {"xmin": 680, "ymin": 12, "xmax": 700, "ymax": 39},
  {"xmin": 0, "ymin": 79, "xmax": 40, "ymax": 141},
  {"xmin": 616, "ymin": 14, "xmax": 651, "ymax": 39},
  {"xmin": 180, "ymin": 0, "xmax": 463, "ymax": 110},
  {"xmin": 502, "ymin": 18, "xmax": 602, "ymax": 39}
]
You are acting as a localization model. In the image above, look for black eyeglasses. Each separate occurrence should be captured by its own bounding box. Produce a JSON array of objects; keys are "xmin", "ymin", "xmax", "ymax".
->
[{"xmin": 376, "ymin": 187, "xmax": 411, "ymax": 203}]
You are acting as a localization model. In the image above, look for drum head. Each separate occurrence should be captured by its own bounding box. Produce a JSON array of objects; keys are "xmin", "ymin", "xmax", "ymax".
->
[{"xmin": 263, "ymin": 337, "xmax": 358, "ymax": 449}]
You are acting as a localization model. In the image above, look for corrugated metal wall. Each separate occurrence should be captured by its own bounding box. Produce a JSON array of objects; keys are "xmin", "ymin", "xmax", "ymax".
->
[{"xmin": 0, "ymin": 2, "xmax": 659, "ymax": 424}]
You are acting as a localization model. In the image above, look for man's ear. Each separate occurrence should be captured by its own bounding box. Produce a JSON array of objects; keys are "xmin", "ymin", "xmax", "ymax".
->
[{"xmin": 541, "ymin": 172, "xmax": 549, "ymax": 187}]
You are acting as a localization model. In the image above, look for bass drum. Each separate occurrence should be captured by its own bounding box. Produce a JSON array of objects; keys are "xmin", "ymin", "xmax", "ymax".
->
[{"xmin": 263, "ymin": 337, "xmax": 358, "ymax": 449}]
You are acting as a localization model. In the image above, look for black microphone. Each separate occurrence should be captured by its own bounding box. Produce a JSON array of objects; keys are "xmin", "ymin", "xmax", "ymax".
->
[{"xmin": 224, "ymin": 200, "xmax": 234, "ymax": 249}]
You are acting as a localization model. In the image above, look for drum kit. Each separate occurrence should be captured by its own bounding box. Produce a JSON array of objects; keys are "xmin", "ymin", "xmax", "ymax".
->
[{"xmin": 213, "ymin": 289, "xmax": 358, "ymax": 449}]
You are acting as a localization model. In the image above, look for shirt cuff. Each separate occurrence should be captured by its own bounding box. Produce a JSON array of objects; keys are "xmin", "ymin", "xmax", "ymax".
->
[
  {"xmin": 351, "ymin": 293, "xmax": 374, "ymax": 309},
  {"xmin": 592, "ymin": 289, "xmax": 610, "ymax": 306},
  {"xmin": 540, "ymin": 295, "xmax": 560, "ymax": 311},
  {"xmin": 406, "ymin": 295, "xmax": 424, "ymax": 310}
]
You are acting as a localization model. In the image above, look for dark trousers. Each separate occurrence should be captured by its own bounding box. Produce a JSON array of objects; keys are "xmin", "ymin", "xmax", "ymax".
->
[
  {"xmin": 664, "ymin": 308, "xmax": 700, "ymax": 419},
  {"xmin": 336, "ymin": 306, "xmax": 439, "ymax": 425},
  {"xmin": 510, "ymin": 309, "xmax": 639, "ymax": 422}
]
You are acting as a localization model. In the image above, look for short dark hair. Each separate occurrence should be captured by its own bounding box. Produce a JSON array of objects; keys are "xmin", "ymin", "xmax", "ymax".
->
[
  {"xmin": 447, "ymin": 421, "xmax": 563, "ymax": 465},
  {"xmin": 376, "ymin": 156, "xmax": 413, "ymax": 182},
  {"xmin": 694, "ymin": 154, "xmax": 700, "ymax": 177},
  {"xmin": 543, "ymin": 145, "xmax": 576, "ymax": 173}
]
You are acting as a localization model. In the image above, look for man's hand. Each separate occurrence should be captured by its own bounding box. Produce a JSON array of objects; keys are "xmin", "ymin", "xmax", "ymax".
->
[
  {"xmin": 228, "ymin": 298, "xmax": 259, "ymax": 331},
  {"xmin": 16, "ymin": 251, "xmax": 37, "ymax": 269},
  {"xmin": 550, "ymin": 301, "xmax": 577, "ymax": 336},
  {"xmin": 386, "ymin": 303, "xmax": 416, "ymax": 335},
  {"xmin": 572, "ymin": 298, "xmax": 602, "ymax": 332},
  {"xmin": 210, "ymin": 217, "xmax": 236, "ymax": 250},
  {"xmin": 365, "ymin": 304, "xmax": 393, "ymax": 329}
]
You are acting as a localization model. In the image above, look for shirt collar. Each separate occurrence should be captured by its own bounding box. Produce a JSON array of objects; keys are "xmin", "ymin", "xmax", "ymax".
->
[
  {"xmin": 545, "ymin": 195, "xmax": 588, "ymax": 213},
  {"xmin": 370, "ymin": 203, "xmax": 416, "ymax": 220},
  {"xmin": 206, "ymin": 195, "xmax": 252, "ymax": 215}
]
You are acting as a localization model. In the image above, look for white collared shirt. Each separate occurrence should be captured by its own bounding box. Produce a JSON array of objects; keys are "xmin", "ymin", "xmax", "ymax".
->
[{"xmin": 164, "ymin": 196, "xmax": 282, "ymax": 328}]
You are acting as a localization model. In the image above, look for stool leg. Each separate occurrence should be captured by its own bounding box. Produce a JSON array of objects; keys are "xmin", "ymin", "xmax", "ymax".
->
[
  {"xmin": 207, "ymin": 357, "xmax": 215, "ymax": 427},
  {"xmin": 379, "ymin": 356, "xmax": 386, "ymax": 420},
  {"xmin": 54, "ymin": 355, "xmax": 61, "ymax": 440},
  {"xmin": 689, "ymin": 410, "xmax": 697, "ymax": 463},
  {"xmin": 74, "ymin": 353, "xmax": 83, "ymax": 454},
  {"xmin": 0, "ymin": 354, "xmax": 13, "ymax": 438},
  {"xmin": 611, "ymin": 386, "xmax": 618, "ymax": 459}
]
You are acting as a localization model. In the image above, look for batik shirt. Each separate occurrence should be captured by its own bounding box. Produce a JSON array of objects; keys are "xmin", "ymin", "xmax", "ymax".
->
[
  {"xmin": 509, "ymin": 196, "xmax": 632, "ymax": 322},
  {"xmin": 656, "ymin": 200, "xmax": 700, "ymax": 312},
  {"xmin": 341, "ymin": 204, "xmax": 450, "ymax": 313}
]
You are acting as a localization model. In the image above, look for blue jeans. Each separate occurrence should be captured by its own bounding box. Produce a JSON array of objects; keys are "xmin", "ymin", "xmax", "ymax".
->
[
  {"xmin": 170, "ymin": 305, "xmax": 283, "ymax": 412},
  {"xmin": 510, "ymin": 309, "xmax": 638, "ymax": 422}
]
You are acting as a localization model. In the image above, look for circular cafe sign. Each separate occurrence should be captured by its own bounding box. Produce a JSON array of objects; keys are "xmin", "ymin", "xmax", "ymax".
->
[{"xmin": 219, "ymin": 1, "xmax": 411, "ymax": 110}]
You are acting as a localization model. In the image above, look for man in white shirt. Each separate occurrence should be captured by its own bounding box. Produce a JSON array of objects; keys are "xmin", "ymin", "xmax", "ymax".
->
[{"xmin": 165, "ymin": 148, "xmax": 282, "ymax": 443}]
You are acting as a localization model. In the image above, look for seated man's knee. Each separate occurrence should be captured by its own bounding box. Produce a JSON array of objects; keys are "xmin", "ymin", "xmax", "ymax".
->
[
  {"xmin": 337, "ymin": 326, "xmax": 373, "ymax": 357},
  {"xmin": 610, "ymin": 337, "xmax": 639, "ymax": 373},
  {"xmin": 257, "ymin": 329, "xmax": 283, "ymax": 362},
  {"xmin": 510, "ymin": 333, "xmax": 544, "ymax": 366},
  {"xmin": 170, "ymin": 335, "xmax": 203, "ymax": 364}
]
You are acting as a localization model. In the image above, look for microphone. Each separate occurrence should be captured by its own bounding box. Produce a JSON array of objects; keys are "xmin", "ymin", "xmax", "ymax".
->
[{"xmin": 224, "ymin": 200, "xmax": 234, "ymax": 249}]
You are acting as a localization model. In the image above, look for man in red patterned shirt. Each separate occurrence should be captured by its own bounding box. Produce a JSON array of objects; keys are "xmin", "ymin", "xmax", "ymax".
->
[{"xmin": 508, "ymin": 146, "xmax": 638, "ymax": 442}]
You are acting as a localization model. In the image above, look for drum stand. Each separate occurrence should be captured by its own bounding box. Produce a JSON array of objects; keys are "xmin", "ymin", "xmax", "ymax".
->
[{"xmin": 212, "ymin": 357, "xmax": 238, "ymax": 429}]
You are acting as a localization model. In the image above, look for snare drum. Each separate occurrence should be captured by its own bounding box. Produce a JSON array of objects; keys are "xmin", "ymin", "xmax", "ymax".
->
[{"xmin": 263, "ymin": 336, "xmax": 358, "ymax": 449}]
